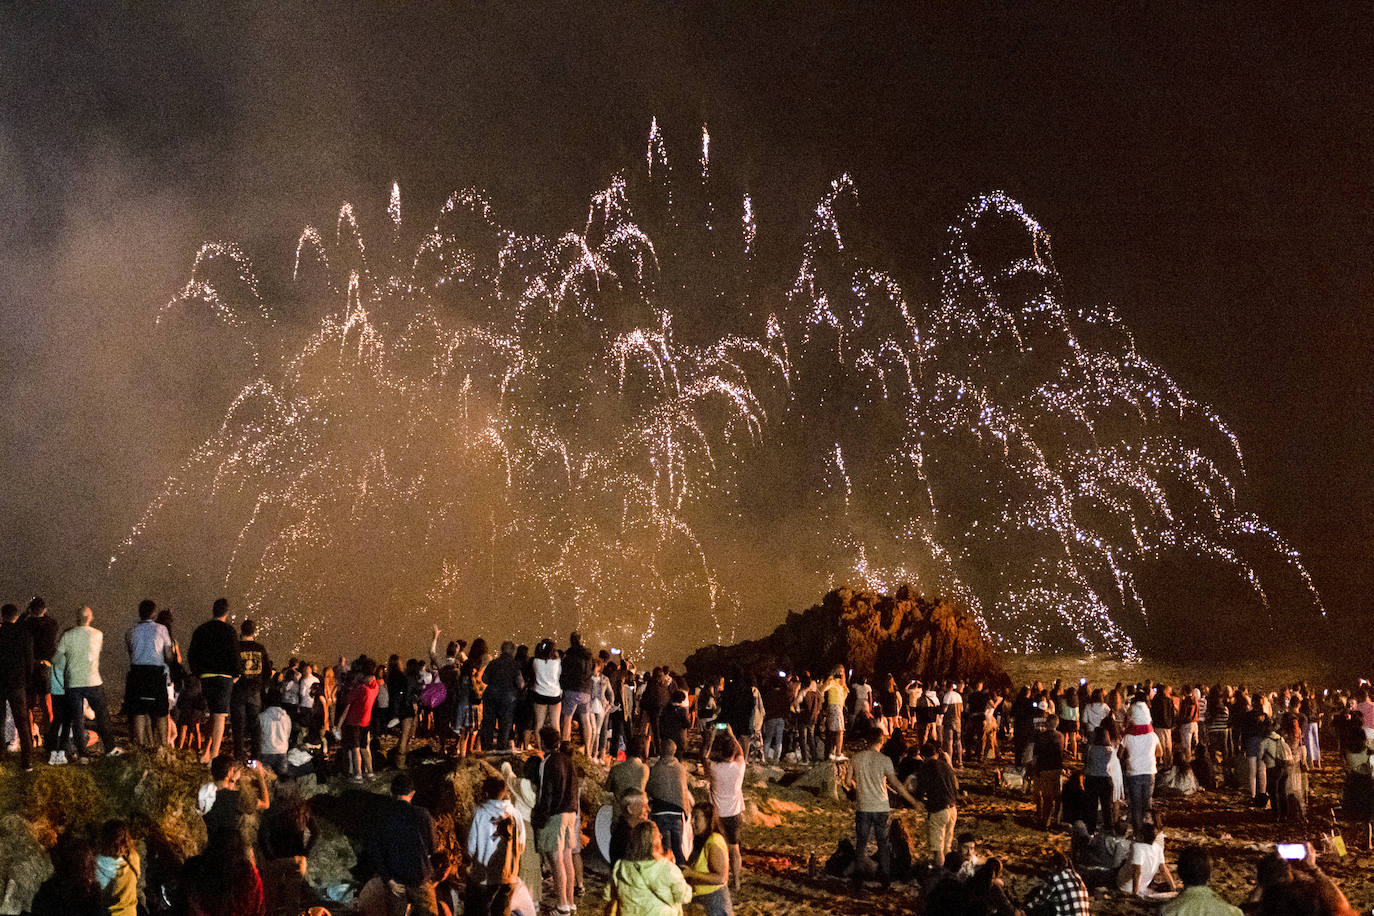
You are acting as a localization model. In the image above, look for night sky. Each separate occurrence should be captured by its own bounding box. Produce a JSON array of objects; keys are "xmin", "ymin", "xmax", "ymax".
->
[{"xmin": 1, "ymin": 6, "xmax": 1370, "ymax": 659}]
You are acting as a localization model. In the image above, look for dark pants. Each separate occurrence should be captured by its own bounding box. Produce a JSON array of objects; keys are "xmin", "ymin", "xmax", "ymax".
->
[
  {"xmin": 481, "ymin": 689, "xmax": 517, "ymax": 750},
  {"xmin": 854, "ymin": 810, "xmax": 891, "ymax": 877},
  {"xmin": 1084, "ymin": 774, "xmax": 1114, "ymax": 831},
  {"xmin": 3, "ymin": 687, "xmax": 33, "ymax": 769},
  {"xmin": 231, "ymin": 689, "xmax": 263, "ymax": 760},
  {"xmin": 67, "ymin": 686, "xmax": 114, "ymax": 758},
  {"xmin": 1125, "ymin": 773, "xmax": 1153, "ymax": 836},
  {"xmin": 1268, "ymin": 765, "xmax": 1288, "ymax": 820},
  {"xmin": 46, "ymin": 692, "xmax": 72, "ymax": 754},
  {"xmin": 651, "ymin": 806, "xmax": 686, "ymax": 865},
  {"xmin": 608, "ymin": 709, "xmax": 628, "ymax": 758}
]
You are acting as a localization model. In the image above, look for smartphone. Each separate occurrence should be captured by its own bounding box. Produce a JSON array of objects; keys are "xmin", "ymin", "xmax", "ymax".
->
[
  {"xmin": 247, "ymin": 759, "xmax": 259, "ymax": 770},
  {"xmin": 715, "ymin": 722, "xmax": 728, "ymax": 730},
  {"xmin": 778, "ymin": 670, "xmax": 787, "ymax": 678},
  {"xmin": 1277, "ymin": 843, "xmax": 1306, "ymax": 860},
  {"xmin": 1080, "ymin": 678, "xmax": 1087, "ymax": 686},
  {"xmin": 611, "ymin": 648, "xmax": 622, "ymax": 655}
]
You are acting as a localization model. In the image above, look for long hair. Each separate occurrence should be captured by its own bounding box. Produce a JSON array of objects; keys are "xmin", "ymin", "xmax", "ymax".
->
[
  {"xmin": 691, "ymin": 800, "xmax": 724, "ymax": 852},
  {"xmin": 625, "ymin": 821, "xmax": 661, "ymax": 862}
]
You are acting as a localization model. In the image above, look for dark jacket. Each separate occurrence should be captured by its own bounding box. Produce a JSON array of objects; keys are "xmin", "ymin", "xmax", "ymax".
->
[
  {"xmin": 24, "ymin": 614, "xmax": 59, "ymax": 664},
  {"xmin": 188, "ymin": 619, "xmax": 238, "ymax": 678},
  {"xmin": 369, "ymin": 799, "xmax": 437, "ymax": 886},
  {"xmin": 483, "ymin": 653, "xmax": 524, "ymax": 694},
  {"xmin": 0, "ymin": 621, "xmax": 34, "ymax": 690},
  {"xmin": 558, "ymin": 643, "xmax": 593, "ymax": 694},
  {"xmin": 532, "ymin": 750, "xmax": 579, "ymax": 826},
  {"xmin": 915, "ymin": 756, "xmax": 959, "ymax": 813},
  {"xmin": 234, "ymin": 639, "xmax": 272, "ymax": 693}
]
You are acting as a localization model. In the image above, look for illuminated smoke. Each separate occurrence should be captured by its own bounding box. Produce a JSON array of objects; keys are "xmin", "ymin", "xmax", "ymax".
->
[{"xmin": 115, "ymin": 122, "xmax": 1322, "ymax": 660}]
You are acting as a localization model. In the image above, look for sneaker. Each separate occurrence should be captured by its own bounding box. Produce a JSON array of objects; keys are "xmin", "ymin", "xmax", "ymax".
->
[
  {"xmin": 54, "ymin": 751, "xmax": 69, "ymax": 766},
  {"xmin": 386, "ymin": 718, "xmax": 400, "ymax": 729},
  {"xmin": 47, "ymin": 751, "xmax": 58, "ymax": 766},
  {"xmin": 107, "ymin": 747, "xmax": 125, "ymax": 757}
]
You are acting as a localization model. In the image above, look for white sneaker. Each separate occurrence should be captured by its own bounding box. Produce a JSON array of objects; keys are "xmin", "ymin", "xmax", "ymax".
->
[
  {"xmin": 107, "ymin": 747, "xmax": 125, "ymax": 757},
  {"xmin": 55, "ymin": 751, "xmax": 68, "ymax": 765},
  {"xmin": 386, "ymin": 718, "xmax": 400, "ymax": 729},
  {"xmin": 47, "ymin": 751, "xmax": 57, "ymax": 765}
]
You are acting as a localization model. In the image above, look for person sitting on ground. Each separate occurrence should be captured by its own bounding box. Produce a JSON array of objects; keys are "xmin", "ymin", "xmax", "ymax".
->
[
  {"xmin": 95, "ymin": 819, "xmax": 141, "ymax": 916},
  {"xmin": 184, "ymin": 826, "xmax": 265, "ymax": 916},
  {"xmin": 604, "ymin": 821, "xmax": 692, "ymax": 916},
  {"xmin": 955, "ymin": 831, "xmax": 983, "ymax": 880},
  {"xmin": 1024, "ymin": 850, "xmax": 1090, "ymax": 916},
  {"xmin": 1073, "ymin": 815, "xmax": 1130, "ymax": 889},
  {"xmin": 1161, "ymin": 845, "xmax": 1241, "ymax": 916},
  {"xmin": 30, "ymin": 832, "xmax": 104, "ymax": 916},
  {"xmin": 1245, "ymin": 847, "xmax": 1357, "ymax": 916},
  {"xmin": 964, "ymin": 857, "xmax": 1018, "ymax": 916},
  {"xmin": 202, "ymin": 754, "xmax": 271, "ymax": 847},
  {"xmin": 256, "ymin": 688, "xmax": 293, "ymax": 775},
  {"xmin": 1117, "ymin": 817, "xmax": 1178, "ymax": 898}
]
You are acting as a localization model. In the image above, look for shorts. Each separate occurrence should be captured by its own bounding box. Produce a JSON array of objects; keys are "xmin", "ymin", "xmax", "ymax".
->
[
  {"xmin": 562, "ymin": 690, "xmax": 590, "ymax": 718},
  {"xmin": 454, "ymin": 701, "xmax": 480, "ymax": 733},
  {"xmin": 127, "ymin": 665, "xmax": 170, "ymax": 717},
  {"xmin": 825, "ymin": 705, "xmax": 844, "ymax": 732},
  {"xmin": 1058, "ymin": 719, "xmax": 1078, "ymax": 735},
  {"xmin": 342, "ymin": 723, "xmax": 367, "ymax": 749},
  {"xmin": 537, "ymin": 811, "xmax": 579, "ymax": 855},
  {"xmin": 533, "ymin": 693, "xmax": 562, "ymax": 705},
  {"xmin": 202, "ymin": 675, "xmax": 234, "ymax": 715},
  {"xmin": 718, "ymin": 813, "xmax": 741, "ymax": 844}
]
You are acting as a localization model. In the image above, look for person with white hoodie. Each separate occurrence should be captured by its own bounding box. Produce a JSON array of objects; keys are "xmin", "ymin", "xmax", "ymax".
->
[{"xmin": 466, "ymin": 776, "xmax": 537, "ymax": 916}]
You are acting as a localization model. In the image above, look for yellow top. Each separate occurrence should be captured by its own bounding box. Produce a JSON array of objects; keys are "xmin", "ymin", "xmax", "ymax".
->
[{"xmin": 687, "ymin": 832, "xmax": 729, "ymax": 897}]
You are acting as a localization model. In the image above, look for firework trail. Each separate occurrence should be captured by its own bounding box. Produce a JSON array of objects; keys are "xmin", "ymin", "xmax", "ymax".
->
[{"xmin": 113, "ymin": 123, "xmax": 1322, "ymax": 660}]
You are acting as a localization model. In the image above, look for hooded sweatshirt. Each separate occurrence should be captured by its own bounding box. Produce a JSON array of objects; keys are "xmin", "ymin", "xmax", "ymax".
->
[{"xmin": 605, "ymin": 856, "xmax": 692, "ymax": 916}]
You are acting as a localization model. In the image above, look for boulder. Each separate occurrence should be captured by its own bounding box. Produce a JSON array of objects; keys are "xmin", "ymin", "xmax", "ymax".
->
[{"xmin": 0, "ymin": 815, "xmax": 51, "ymax": 916}]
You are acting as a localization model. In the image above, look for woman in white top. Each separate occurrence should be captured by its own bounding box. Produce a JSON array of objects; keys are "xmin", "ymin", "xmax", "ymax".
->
[
  {"xmin": 1117, "ymin": 819, "xmax": 1177, "ymax": 898},
  {"xmin": 704, "ymin": 723, "xmax": 747, "ymax": 892},
  {"xmin": 530, "ymin": 638, "xmax": 562, "ymax": 741}
]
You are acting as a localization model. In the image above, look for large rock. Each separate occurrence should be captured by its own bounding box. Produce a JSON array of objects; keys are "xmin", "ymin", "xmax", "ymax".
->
[
  {"xmin": 0, "ymin": 815, "xmax": 51, "ymax": 916},
  {"xmin": 684, "ymin": 585, "xmax": 1009, "ymax": 688}
]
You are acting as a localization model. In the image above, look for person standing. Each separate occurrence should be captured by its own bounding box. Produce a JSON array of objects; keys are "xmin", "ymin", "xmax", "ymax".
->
[
  {"xmin": 848, "ymin": 726, "xmax": 919, "ymax": 884},
  {"xmin": 23, "ymin": 597, "xmax": 57, "ymax": 749},
  {"xmin": 0, "ymin": 603, "xmax": 35, "ymax": 771},
  {"xmin": 368, "ymin": 773, "xmax": 439, "ymax": 916},
  {"xmin": 52, "ymin": 606, "xmax": 117, "ymax": 763},
  {"xmin": 531, "ymin": 726, "xmax": 579, "ymax": 915},
  {"xmin": 481, "ymin": 641, "xmax": 524, "ymax": 753},
  {"xmin": 822, "ymin": 667, "xmax": 849, "ymax": 761},
  {"xmin": 912, "ymin": 738, "xmax": 959, "ymax": 867},
  {"xmin": 124, "ymin": 599, "xmax": 175, "ymax": 747},
  {"xmin": 530, "ymin": 639, "xmax": 562, "ymax": 742},
  {"xmin": 1121, "ymin": 698, "xmax": 1163, "ymax": 835},
  {"xmin": 942, "ymin": 681, "xmax": 964, "ymax": 768},
  {"xmin": 188, "ymin": 598, "xmax": 239, "ymax": 763},
  {"xmin": 558, "ymin": 632, "xmax": 593, "ymax": 752},
  {"xmin": 646, "ymin": 738, "xmax": 693, "ymax": 866},
  {"xmin": 704, "ymin": 724, "xmax": 747, "ymax": 891},
  {"xmin": 231, "ymin": 619, "xmax": 272, "ymax": 762}
]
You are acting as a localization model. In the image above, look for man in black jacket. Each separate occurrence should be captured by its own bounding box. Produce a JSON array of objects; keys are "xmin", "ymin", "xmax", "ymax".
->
[
  {"xmin": 230, "ymin": 618, "xmax": 272, "ymax": 761},
  {"xmin": 0, "ymin": 603, "xmax": 35, "ymax": 771},
  {"xmin": 368, "ymin": 773, "xmax": 439, "ymax": 916},
  {"xmin": 23, "ymin": 596, "xmax": 57, "ymax": 745},
  {"xmin": 558, "ymin": 632, "xmax": 593, "ymax": 749},
  {"xmin": 188, "ymin": 598, "xmax": 238, "ymax": 763}
]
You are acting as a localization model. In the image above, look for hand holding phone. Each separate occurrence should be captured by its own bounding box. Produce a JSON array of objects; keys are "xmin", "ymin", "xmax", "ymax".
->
[{"xmin": 1277, "ymin": 843, "xmax": 1306, "ymax": 860}]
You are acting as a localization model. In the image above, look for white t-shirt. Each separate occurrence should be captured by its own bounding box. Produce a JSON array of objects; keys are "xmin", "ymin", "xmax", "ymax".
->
[
  {"xmin": 532, "ymin": 657, "xmax": 561, "ymax": 698},
  {"xmin": 259, "ymin": 706, "xmax": 292, "ymax": 756},
  {"xmin": 282, "ymin": 676, "xmax": 301, "ymax": 707},
  {"xmin": 708, "ymin": 758, "xmax": 747, "ymax": 818},
  {"xmin": 943, "ymin": 689, "xmax": 963, "ymax": 709},
  {"xmin": 1122, "ymin": 731, "xmax": 1161, "ymax": 776},
  {"xmin": 298, "ymin": 673, "xmax": 319, "ymax": 709},
  {"xmin": 1119, "ymin": 835, "xmax": 1166, "ymax": 894}
]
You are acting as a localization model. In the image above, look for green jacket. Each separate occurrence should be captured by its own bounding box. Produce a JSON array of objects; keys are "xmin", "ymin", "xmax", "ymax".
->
[{"xmin": 605, "ymin": 856, "xmax": 692, "ymax": 916}]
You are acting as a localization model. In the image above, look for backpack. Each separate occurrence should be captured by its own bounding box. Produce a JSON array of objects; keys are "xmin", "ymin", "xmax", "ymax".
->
[
  {"xmin": 420, "ymin": 681, "xmax": 448, "ymax": 710},
  {"xmin": 465, "ymin": 813, "xmax": 522, "ymax": 916}
]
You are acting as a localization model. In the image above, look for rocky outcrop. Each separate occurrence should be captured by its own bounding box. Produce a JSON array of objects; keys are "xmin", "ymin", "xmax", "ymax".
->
[{"xmin": 684, "ymin": 585, "xmax": 1008, "ymax": 688}]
